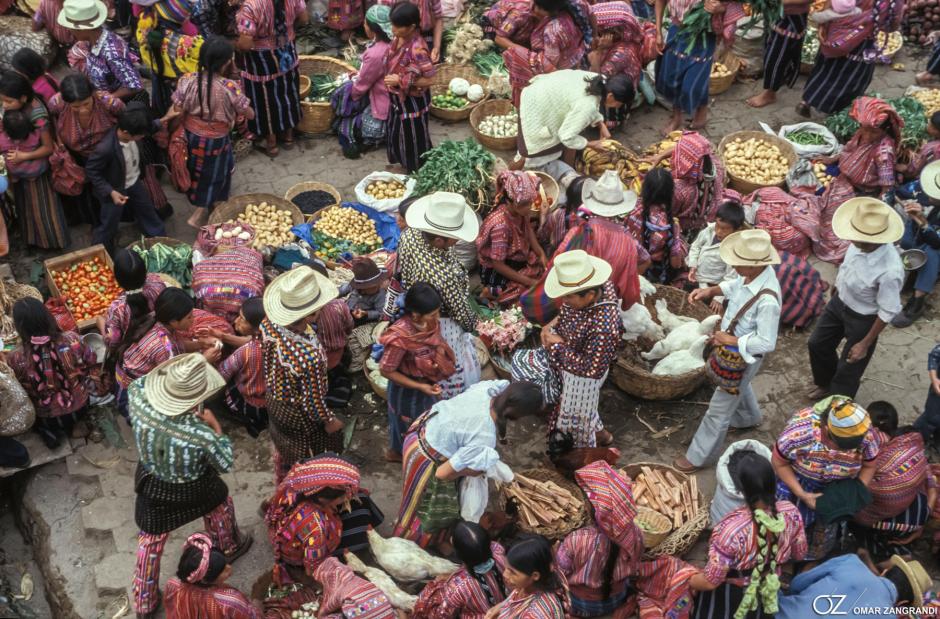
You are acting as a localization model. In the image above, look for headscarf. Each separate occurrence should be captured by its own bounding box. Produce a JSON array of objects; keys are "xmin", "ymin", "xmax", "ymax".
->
[
  {"xmin": 182, "ymin": 533, "xmax": 214, "ymax": 584},
  {"xmin": 265, "ymin": 454, "xmax": 361, "ymax": 534},
  {"xmin": 671, "ymin": 131, "xmax": 714, "ymax": 181},
  {"xmin": 314, "ymin": 557, "xmax": 396, "ymax": 619},
  {"xmin": 496, "ymin": 170, "xmax": 541, "ymax": 205},
  {"xmin": 574, "ymin": 461, "xmax": 638, "ymax": 548},
  {"xmin": 849, "ymin": 96, "xmax": 904, "ymax": 142},
  {"xmin": 365, "ymin": 4, "xmax": 393, "ymax": 39}
]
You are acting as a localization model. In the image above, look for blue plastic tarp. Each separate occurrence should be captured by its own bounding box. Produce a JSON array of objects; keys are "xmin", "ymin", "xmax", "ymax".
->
[{"xmin": 290, "ymin": 202, "xmax": 401, "ymax": 260}]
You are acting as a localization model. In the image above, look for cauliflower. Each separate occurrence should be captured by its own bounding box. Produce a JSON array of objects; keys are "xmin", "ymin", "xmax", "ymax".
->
[
  {"xmin": 449, "ymin": 77, "xmax": 470, "ymax": 96},
  {"xmin": 466, "ymin": 83, "xmax": 485, "ymax": 102}
]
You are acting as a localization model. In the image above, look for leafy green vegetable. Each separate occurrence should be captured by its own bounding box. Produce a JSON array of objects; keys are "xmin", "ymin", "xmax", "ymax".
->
[
  {"xmin": 678, "ymin": 4, "xmax": 713, "ymax": 54},
  {"xmin": 825, "ymin": 94, "xmax": 928, "ymax": 149},
  {"xmin": 132, "ymin": 241, "xmax": 193, "ymax": 288},
  {"xmin": 472, "ymin": 50, "xmax": 506, "ymax": 78},
  {"xmin": 786, "ymin": 129, "xmax": 828, "ymax": 146},
  {"xmin": 411, "ymin": 139, "xmax": 495, "ymax": 210},
  {"xmin": 307, "ymin": 73, "xmax": 345, "ymax": 102}
]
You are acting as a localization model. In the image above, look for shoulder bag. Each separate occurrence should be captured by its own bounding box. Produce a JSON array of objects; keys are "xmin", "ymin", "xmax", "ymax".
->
[{"xmin": 703, "ymin": 288, "xmax": 778, "ymax": 394}]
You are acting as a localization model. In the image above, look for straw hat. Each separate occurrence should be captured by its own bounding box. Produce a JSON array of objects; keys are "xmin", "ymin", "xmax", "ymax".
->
[
  {"xmin": 143, "ymin": 353, "xmax": 226, "ymax": 417},
  {"xmin": 405, "ymin": 192, "xmax": 479, "ymax": 243},
  {"xmin": 544, "ymin": 249, "xmax": 612, "ymax": 298},
  {"xmin": 581, "ymin": 170, "xmax": 637, "ymax": 217},
  {"xmin": 718, "ymin": 229, "xmax": 781, "ymax": 267},
  {"xmin": 920, "ymin": 160, "xmax": 940, "ymax": 200},
  {"xmin": 350, "ymin": 258, "xmax": 387, "ymax": 290},
  {"xmin": 832, "ymin": 197, "xmax": 904, "ymax": 244},
  {"xmin": 263, "ymin": 265, "xmax": 339, "ymax": 327},
  {"xmin": 57, "ymin": 0, "xmax": 108, "ymax": 30},
  {"xmin": 889, "ymin": 555, "xmax": 932, "ymax": 607}
]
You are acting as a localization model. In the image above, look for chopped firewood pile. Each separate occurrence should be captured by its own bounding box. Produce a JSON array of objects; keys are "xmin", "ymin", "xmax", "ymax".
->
[
  {"xmin": 629, "ymin": 466, "xmax": 700, "ymax": 529},
  {"xmin": 500, "ymin": 474, "xmax": 582, "ymax": 528}
]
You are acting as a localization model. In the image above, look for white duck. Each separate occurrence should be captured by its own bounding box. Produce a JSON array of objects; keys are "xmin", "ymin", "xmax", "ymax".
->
[
  {"xmin": 642, "ymin": 314, "xmax": 721, "ymax": 361},
  {"xmin": 345, "ymin": 552, "xmax": 418, "ymax": 611},
  {"xmin": 652, "ymin": 335, "xmax": 710, "ymax": 376},
  {"xmin": 621, "ymin": 302, "xmax": 665, "ymax": 342},
  {"xmin": 367, "ymin": 529, "xmax": 458, "ymax": 581},
  {"xmin": 639, "ymin": 277, "xmax": 657, "ymax": 301},
  {"xmin": 654, "ymin": 299, "xmax": 697, "ymax": 333}
]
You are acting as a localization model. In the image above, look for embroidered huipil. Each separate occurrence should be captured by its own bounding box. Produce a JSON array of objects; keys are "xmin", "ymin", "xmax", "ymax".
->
[
  {"xmin": 556, "ymin": 525, "xmax": 643, "ymax": 590},
  {"xmin": 237, "ymin": 0, "xmax": 306, "ymax": 49},
  {"xmin": 908, "ymin": 139, "xmax": 940, "ymax": 176},
  {"xmin": 548, "ymin": 281, "xmax": 622, "ymax": 379},
  {"xmin": 854, "ymin": 430, "xmax": 935, "ymax": 526},
  {"xmin": 270, "ymin": 499, "xmax": 342, "ymax": 574},
  {"xmin": 48, "ymin": 91, "xmax": 124, "ymax": 158},
  {"xmin": 8, "ymin": 331, "xmax": 96, "ymax": 418},
  {"xmin": 384, "ymin": 34, "xmax": 436, "ymax": 97},
  {"xmin": 80, "ymin": 28, "xmax": 143, "ymax": 93},
  {"xmin": 164, "ymin": 578, "xmax": 263, "ymax": 619},
  {"xmin": 117, "ymin": 322, "xmax": 183, "ymax": 389},
  {"xmin": 0, "ymin": 128, "xmax": 47, "ymax": 179},
  {"xmin": 703, "ymin": 501, "xmax": 807, "ymax": 587},
  {"xmin": 498, "ymin": 590, "xmax": 566, "ymax": 619},
  {"xmin": 428, "ymin": 543, "xmax": 508, "ymax": 619},
  {"xmin": 218, "ymin": 339, "xmax": 265, "ymax": 408},
  {"xmin": 129, "ymin": 378, "xmax": 234, "ymax": 483},
  {"xmin": 377, "ymin": 0, "xmax": 441, "ymax": 34},
  {"xmin": 172, "ymin": 74, "xmax": 254, "ymax": 138},
  {"xmin": 529, "ymin": 10, "xmax": 585, "ymax": 75},
  {"xmin": 260, "ymin": 318, "xmax": 335, "ymax": 424},
  {"xmin": 316, "ymin": 557, "xmax": 396, "ymax": 619},
  {"xmin": 314, "ymin": 299, "xmax": 354, "ymax": 369},
  {"xmin": 103, "ymin": 273, "xmax": 167, "ymax": 347},
  {"xmin": 626, "ymin": 206, "xmax": 687, "ymax": 267},
  {"xmin": 838, "ymin": 133, "xmax": 896, "ymax": 192},
  {"xmin": 192, "ymin": 248, "xmax": 265, "ymax": 323},
  {"xmin": 177, "ymin": 309, "xmax": 236, "ymax": 341},
  {"xmin": 485, "ymin": 0, "xmax": 537, "ymax": 44},
  {"xmin": 477, "ymin": 204, "xmax": 537, "ymax": 268}
]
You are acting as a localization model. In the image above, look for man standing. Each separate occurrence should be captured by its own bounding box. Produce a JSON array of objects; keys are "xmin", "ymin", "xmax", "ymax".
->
[{"xmin": 807, "ymin": 198, "xmax": 904, "ymax": 400}]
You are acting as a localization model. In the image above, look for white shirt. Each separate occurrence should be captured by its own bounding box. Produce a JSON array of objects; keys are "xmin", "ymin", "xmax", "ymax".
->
[
  {"xmin": 688, "ymin": 223, "xmax": 735, "ymax": 285},
  {"xmin": 424, "ymin": 379, "xmax": 509, "ymax": 473},
  {"xmin": 835, "ymin": 243, "xmax": 904, "ymax": 322},
  {"xmin": 120, "ymin": 140, "xmax": 140, "ymax": 188},
  {"xmin": 718, "ymin": 266, "xmax": 782, "ymax": 364}
]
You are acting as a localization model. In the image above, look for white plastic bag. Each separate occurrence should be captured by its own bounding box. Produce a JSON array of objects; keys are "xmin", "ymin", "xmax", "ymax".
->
[
  {"xmin": 354, "ymin": 172, "xmax": 416, "ymax": 214},
  {"xmin": 710, "ymin": 439, "xmax": 773, "ymax": 525},
  {"xmin": 460, "ymin": 476, "xmax": 489, "ymax": 523},
  {"xmin": 777, "ymin": 122, "xmax": 841, "ymax": 159}
]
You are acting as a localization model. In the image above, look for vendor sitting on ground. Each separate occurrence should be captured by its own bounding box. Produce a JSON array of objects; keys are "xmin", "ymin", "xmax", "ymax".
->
[{"xmin": 893, "ymin": 161, "xmax": 940, "ymax": 327}]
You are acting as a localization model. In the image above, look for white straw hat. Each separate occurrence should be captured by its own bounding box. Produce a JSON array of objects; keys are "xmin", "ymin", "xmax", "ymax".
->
[
  {"xmin": 544, "ymin": 249, "xmax": 612, "ymax": 298},
  {"xmin": 58, "ymin": 0, "xmax": 108, "ymax": 30},
  {"xmin": 920, "ymin": 160, "xmax": 940, "ymax": 200},
  {"xmin": 832, "ymin": 197, "xmax": 904, "ymax": 244},
  {"xmin": 405, "ymin": 191, "xmax": 479, "ymax": 243},
  {"xmin": 718, "ymin": 229, "xmax": 781, "ymax": 267},
  {"xmin": 581, "ymin": 170, "xmax": 637, "ymax": 217},
  {"xmin": 263, "ymin": 265, "xmax": 339, "ymax": 327},
  {"xmin": 889, "ymin": 555, "xmax": 932, "ymax": 608},
  {"xmin": 144, "ymin": 353, "xmax": 226, "ymax": 417}
]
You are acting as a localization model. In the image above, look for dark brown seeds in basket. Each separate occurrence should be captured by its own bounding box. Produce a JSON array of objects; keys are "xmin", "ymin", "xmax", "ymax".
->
[{"xmin": 291, "ymin": 190, "xmax": 337, "ymax": 214}]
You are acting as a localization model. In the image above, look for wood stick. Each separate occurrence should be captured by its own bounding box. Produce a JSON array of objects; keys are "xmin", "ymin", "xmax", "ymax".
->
[
  {"xmin": 690, "ymin": 476, "xmax": 699, "ymax": 514},
  {"xmin": 672, "ymin": 508, "xmax": 683, "ymax": 529},
  {"xmin": 633, "ymin": 481, "xmax": 647, "ymax": 500}
]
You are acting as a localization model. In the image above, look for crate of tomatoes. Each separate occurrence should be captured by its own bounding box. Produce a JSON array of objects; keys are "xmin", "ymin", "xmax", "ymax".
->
[{"xmin": 44, "ymin": 245, "xmax": 122, "ymax": 330}]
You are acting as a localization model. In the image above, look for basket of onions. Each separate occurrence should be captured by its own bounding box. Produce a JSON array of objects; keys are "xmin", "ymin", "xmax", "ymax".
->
[{"xmin": 470, "ymin": 99, "xmax": 518, "ymax": 152}]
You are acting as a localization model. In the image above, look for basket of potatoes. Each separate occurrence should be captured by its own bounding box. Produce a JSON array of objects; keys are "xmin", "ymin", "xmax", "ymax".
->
[
  {"xmin": 310, "ymin": 205, "xmax": 385, "ymax": 262},
  {"xmin": 354, "ymin": 172, "xmax": 416, "ymax": 212},
  {"xmin": 209, "ymin": 193, "xmax": 304, "ymax": 250},
  {"xmin": 718, "ymin": 131, "xmax": 797, "ymax": 194},
  {"xmin": 709, "ymin": 52, "xmax": 741, "ymax": 95}
]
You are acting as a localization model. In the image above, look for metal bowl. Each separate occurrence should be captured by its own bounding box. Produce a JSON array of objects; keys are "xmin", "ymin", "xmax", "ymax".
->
[
  {"xmin": 82, "ymin": 332, "xmax": 106, "ymax": 364},
  {"xmin": 901, "ymin": 248, "xmax": 927, "ymax": 271}
]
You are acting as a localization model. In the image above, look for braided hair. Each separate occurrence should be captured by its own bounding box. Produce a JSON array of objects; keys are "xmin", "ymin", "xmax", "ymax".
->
[
  {"xmin": 196, "ymin": 37, "xmax": 235, "ymax": 121},
  {"xmin": 453, "ymin": 522, "xmax": 506, "ymax": 605}
]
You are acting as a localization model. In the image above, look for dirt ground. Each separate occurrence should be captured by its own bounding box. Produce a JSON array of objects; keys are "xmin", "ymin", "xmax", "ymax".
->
[{"xmin": 1, "ymin": 44, "xmax": 940, "ymax": 618}]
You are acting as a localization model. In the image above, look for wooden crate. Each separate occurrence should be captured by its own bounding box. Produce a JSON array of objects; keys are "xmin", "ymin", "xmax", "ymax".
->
[{"xmin": 44, "ymin": 244, "xmax": 116, "ymax": 331}]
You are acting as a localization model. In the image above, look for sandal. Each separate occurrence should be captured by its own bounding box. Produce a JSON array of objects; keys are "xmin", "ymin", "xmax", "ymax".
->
[{"xmin": 253, "ymin": 142, "xmax": 279, "ymax": 158}]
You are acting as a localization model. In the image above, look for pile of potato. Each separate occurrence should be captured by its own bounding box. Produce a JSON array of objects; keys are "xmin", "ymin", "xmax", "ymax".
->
[
  {"xmin": 314, "ymin": 206, "xmax": 382, "ymax": 247},
  {"xmin": 875, "ymin": 30, "xmax": 903, "ymax": 56},
  {"xmin": 227, "ymin": 201, "xmax": 295, "ymax": 249},
  {"xmin": 911, "ymin": 89, "xmax": 940, "ymax": 118},
  {"xmin": 723, "ymin": 138, "xmax": 790, "ymax": 186},
  {"xmin": 365, "ymin": 180, "xmax": 407, "ymax": 200},
  {"xmin": 813, "ymin": 161, "xmax": 833, "ymax": 187},
  {"xmin": 711, "ymin": 62, "xmax": 732, "ymax": 78}
]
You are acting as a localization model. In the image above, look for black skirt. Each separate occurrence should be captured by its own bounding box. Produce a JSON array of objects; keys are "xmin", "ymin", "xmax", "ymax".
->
[{"xmin": 134, "ymin": 463, "xmax": 229, "ymax": 534}]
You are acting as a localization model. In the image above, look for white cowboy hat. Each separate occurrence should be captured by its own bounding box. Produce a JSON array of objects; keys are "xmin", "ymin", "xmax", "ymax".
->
[
  {"xmin": 57, "ymin": 0, "xmax": 108, "ymax": 30},
  {"xmin": 544, "ymin": 249, "xmax": 612, "ymax": 298},
  {"xmin": 581, "ymin": 170, "xmax": 637, "ymax": 217},
  {"xmin": 263, "ymin": 265, "xmax": 339, "ymax": 327},
  {"xmin": 405, "ymin": 191, "xmax": 479, "ymax": 243},
  {"xmin": 144, "ymin": 353, "xmax": 226, "ymax": 417},
  {"xmin": 832, "ymin": 197, "xmax": 904, "ymax": 244},
  {"xmin": 889, "ymin": 555, "xmax": 932, "ymax": 608},
  {"xmin": 921, "ymin": 160, "xmax": 940, "ymax": 200},
  {"xmin": 718, "ymin": 229, "xmax": 781, "ymax": 267}
]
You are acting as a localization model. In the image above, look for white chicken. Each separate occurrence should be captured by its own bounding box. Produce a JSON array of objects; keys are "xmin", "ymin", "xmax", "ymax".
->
[
  {"xmin": 652, "ymin": 335, "xmax": 710, "ymax": 376},
  {"xmin": 367, "ymin": 529, "xmax": 458, "ymax": 581},
  {"xmin": 639, "ymin": 277, "xmax": 657, "ymax": 301},
  {"xmin": 654, "ymin": 299, "xmax": 697, "ymax": 333},
  {"xmin": 642, "ymin": 314, "xmax": 721, "ymax": 361},
  {"xmin": 620, "ymin": 302, "xmax": 665, "ymax": 342},
  {"xmin": 345, "ymin": 552, "xmax": 418, "ymax": 611}
]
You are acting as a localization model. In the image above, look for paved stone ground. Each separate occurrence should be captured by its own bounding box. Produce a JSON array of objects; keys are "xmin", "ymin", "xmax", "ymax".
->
[{"xmin": 2, "ymin": 46, "xmax": 940, "ymax": 618}]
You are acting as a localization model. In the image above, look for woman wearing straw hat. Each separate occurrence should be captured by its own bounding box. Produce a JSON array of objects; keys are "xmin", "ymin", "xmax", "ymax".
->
[
  {"xmin": 513, "ymin": 249, "xmax": 621, "ymax": 448},
  {"xmin": 260, "ymin": 266, "xmax": 345, "ymax": 483},
  {"xmin": 399, "ymin": 192, "xmax": 482, "ymax": 399},
  {"xmin": 806, "ymin": 198, "xmax": 904, "ymax": 402},
  {"xmin": 128, "ymin": 353, "xmax": 252, "ymax": 618},
  {"xmin": 675, "ymin": 229, "xmax": 781, "ymax": 474}
]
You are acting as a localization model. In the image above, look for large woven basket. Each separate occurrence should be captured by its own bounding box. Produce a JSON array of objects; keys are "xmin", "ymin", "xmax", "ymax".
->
[
  {"xmin": 708, "ymin": 51, "xmax": 741, "ymax": 95},
  {"xmin": 610, "ymin": 284, "xmax": 716, "ymax": 401},
  {"xmin": 469, "ymin": 98, "xmax": 517, "ymax": 151},
  {"xmin": 285, "ymin": 181, "xmax": 341, "ymax": 220},
  {"xmin": 430, "ymin": 64, "xmax": 488, "ymax": 122},
  {"xmin": 718, "ymin": 130, "xmax": 797, "ymax": 195},
  {"xmin": 636, "ymin": 506, "xmax": 672, "ymax": 548},
  {"xmin": 297, "ymin": 55, "xmax": 356, "ymax": 135},
  {"xmin": 496, "ymin": 467, "xmax": 588, "ymax": 541},
  {"xmin": 622, "ymin": 462, "xmax": 709, "ymax": 558},
  {"xmin": 299, "ymin": 74, "xmax": 312, "ymax": 100},
  {"xmin": 208, "ymin": 193, "xmax": 304, "ymax": 226}
]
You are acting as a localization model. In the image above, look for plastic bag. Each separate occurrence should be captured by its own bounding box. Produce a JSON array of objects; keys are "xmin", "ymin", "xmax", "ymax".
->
[
  {"xmin": 778, "ymin": 122, "xmax": 841, "ymax": 159},
  {"xmin": 0, "ymin": 364, "xmax": 35, "ymax": 437},
  {"xmin": 459, "ymin": 475, "xmax": 489, "ymax": 522},
  {"xmin": 786, "ymin": 159, "xmax": 820, "ymax": 191},
  {"xmin": 354, "ymin": 172, "xmax": 416, "ymax": 214},
  {"xmin": 710, "ymin": 439, "xmax": 772, "ymax": 524},
  {"xmin": 292, "ymin": 202, "xmax": 402, "ymax": 253}
]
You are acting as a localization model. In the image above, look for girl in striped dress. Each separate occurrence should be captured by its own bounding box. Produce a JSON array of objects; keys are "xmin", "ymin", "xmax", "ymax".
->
[
  {"xmin": 627, "ymin": 168, "xmax": 688, "ymax": 286},
  {"xmin": 492, "ymin": 536, "xmax": 567, "ymax": 619}
]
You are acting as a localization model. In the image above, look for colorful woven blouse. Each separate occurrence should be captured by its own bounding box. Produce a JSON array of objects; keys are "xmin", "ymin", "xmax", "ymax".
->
[
  {"xmin": 477, "ymin": 204, "xmax": 536, "ymax": 268},
  {"xmin": 314, "ymin": 299, "xmax": 354, "ymax": 369},
  {"xmin": 269, "ymin": 499, "xmax": 342, "ymax": 576},
  {"xmin": 556, "ymin": 525, "xmax": 642, "ymax": 590},
  {"xmin": 48, "ymin": 90, "xmax": 124, "ymax": 158},
  {"xmin": 425, "ymin": 543, "xmax": 507, "ymax": 619},
  {"xmin": 172, "ymin": 74, "xmax": 254, "ymax": 138},
  {"xmin": 0, "ymin": 127, "xmax": 48, "ymax": 179},
  {"xmin": 384, "ymin": 34, "xmax": 436, "ymax": 97},
  {"xmin": 118, "ymin": 322, "xmax": 182, "ymax": 389},
  {"xmin": 260, "ymin": 318, "xmax": 335, "ymax": 424},
  {"xmin": 838, "ymin": 133, "xmax": 896, "ymax": 192},
  {"xmin": 854, "ymin": 430, "xmax": 934, "ymax": 526},
  {"xmin": 485, "ymin": 0, "xmax": 537, "ymax": 44},
  {"xmin": 33, "ymin": 0, "xmax": 75, "ymax": 46},
  {"xmin": 218, "ymin": 339, "xmax": 265, "ymax": 408},
  {"xmin": 103, "ymin": 273, "xmax": 166, "ymax": 348},
  {"xmin": 237, "ymin": 0, "xmax": 306, "ymax": 49},
  {"xmin": 8, "ymin": 331, "xmax": 96, "ymax": 418},
  {"xmin": 548, "ymin": 281, "xmax": 622, "ymax": 379},
  {"xmin": 497, "ymin": 589, "xmax": 566, "ymax": 619},
  {"xmin": 164, "ymin": 577, "xmax": 263, "ymax": 619},
  {"xmin": 192, "ymin": 248, "xmax": 265, "ymax": 325}
]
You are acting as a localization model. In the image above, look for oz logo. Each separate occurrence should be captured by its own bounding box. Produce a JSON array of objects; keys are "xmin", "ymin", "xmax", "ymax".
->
[{"xmin": 813, "ymin": 595, "xmax": 849, "ymax": 615}]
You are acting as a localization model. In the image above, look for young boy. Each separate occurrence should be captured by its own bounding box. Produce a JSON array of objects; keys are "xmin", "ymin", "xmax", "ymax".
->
[
  {"xmin": 217, "ymin": 297, "xmax": 267, "ymax": 437},
  {"xmin": 340, "ymin": 258, "xmax": 389, "ymax": 372},
  {"xmin": 687, "ymin": 201, "xmax": 746, "ymax": 311},
  {"xmin": 85, "ymin": 102, "xmax": 167, "ymax": 255}
]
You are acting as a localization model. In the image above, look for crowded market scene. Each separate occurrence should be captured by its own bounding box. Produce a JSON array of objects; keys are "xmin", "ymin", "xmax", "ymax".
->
[{"xmin": 3, "ymin": 0, "xmax": 940, "ymax": 613}]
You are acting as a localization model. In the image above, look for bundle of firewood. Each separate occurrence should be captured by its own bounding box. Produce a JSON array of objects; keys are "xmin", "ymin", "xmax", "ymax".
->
[
  {"xmin": 629, "ymin": 466, "xmax": 700, "ymax": 529},
  {"xmin": 501, "ymin": 474, "xmax": 582, "ymax": 528}
]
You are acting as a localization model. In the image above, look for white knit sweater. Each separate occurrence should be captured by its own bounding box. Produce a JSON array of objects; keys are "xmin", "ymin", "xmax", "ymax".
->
[{"xmin": 519, "ymin": 70, "xmax": 605, "ymax": 156}]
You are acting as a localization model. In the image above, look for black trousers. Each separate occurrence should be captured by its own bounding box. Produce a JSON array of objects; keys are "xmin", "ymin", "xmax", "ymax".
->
[
  {"xmin": 93, "ymin": 178, "xmax": 166, "ymax": 255},
  {"xmin": 807, "ymin": 295, "xmax": 878, "ymax": 398}
]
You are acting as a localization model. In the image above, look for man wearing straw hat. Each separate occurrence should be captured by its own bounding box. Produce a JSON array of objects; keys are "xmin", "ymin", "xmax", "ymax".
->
[
  {"xmin": 807, "ymin": 198, "xmax": 904, "ymax": 401},
  {"xmin": 893, "ymin": 160, "xmax": 940, "ymax": 327},
  {"xmin": 129, "ymin": 353, "xmax": 251, "ymax": 618},
  {"xmin": 675, "ymin": 229, "xmax": 781, "ymax": 473}
]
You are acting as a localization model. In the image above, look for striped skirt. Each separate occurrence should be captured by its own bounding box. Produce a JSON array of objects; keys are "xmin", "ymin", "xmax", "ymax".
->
[
  {"xmin": 393, "ymin": 427, "xmax": 459, "ymax": 548},
  {"xmin": 762, "ymin": 13, "xmax": 808, "ymax": 91},
  {"xmin": 185, "ymin": 130, "xmax": 234, "ymax": 209},
  {"xmin": 802, "ymin": 48, "xmax": 876, "ymax": 114},
  {"xmin": 387, "ymin": 381, "xmax": 437, "ymax": 453},
  {"xmin": 654, "ymin": 25, "xmax": 716, "ymax": 115},
  {"xmin": 386, "ymin": 92, "xmax": 432, "ymax": 173},
  {"xmin": 13, "ymin": 171, "xmax": 70, "ymax": 249},
  {"xmin": 691, "ymin": 576, "xmax": 770, "ymax": 619},
  {"xmin": 241, "ymin": 45, "xmax": 301, "ymax": 137},
  {"xmin": 851, "ymin": 493, "xmax": 930, "ymax": 561}
]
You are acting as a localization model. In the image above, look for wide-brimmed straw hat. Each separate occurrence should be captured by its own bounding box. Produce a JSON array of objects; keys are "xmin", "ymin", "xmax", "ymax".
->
[
  {"xmin": 544, "ymin": 249, "xmax": 612, "ymax": 298},
  {"xmin": 718, "ymin": 229, "xmax": 781, "ymax": 267},
  {"xmin": 58, "ymin": 0, "xmax": 108, "ymax": 30},
  {"xmin": 921, "ymin": 160, "xmax": 940, "ymax": 200},
  {"xmin": 889, "ymin": 555, "xmax": 932, "ymax": 607},
  {"xmin": 144, "ymin": 353, "xmax": 226, "ymax": 417},
  {"xmin": 581, "ymin": 170, "xmax": 637, "ymax": 217},
  {"xmin": 405, "ymin": 191, "xmax": 479, "ymax": 243},
  {"xmin": 263, "ymin": 265, "xmax": 339, "ymax": 327},
  {"xmin": 832, "ymin": 197, "xmax": 904, "ymax": 244}
]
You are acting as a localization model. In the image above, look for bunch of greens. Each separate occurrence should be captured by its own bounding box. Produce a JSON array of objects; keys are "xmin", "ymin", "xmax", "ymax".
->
[
  {"xmin": 307, "ymin": 73, "xmax": 346, "ymax": 102},
  {"xmin": 678, "ymin": 4, "xmax": 713, "ymax": 54},
  {"xmin": 411, "ymin": 139, "xmax": 495, "ymax": 210},
  {"xmin": 132, "ymin": 241, "xmax": 193, "ymax": 288},
  {"xmin": 786, "ymin": 129, "xmax": 829, "ymax": 146},
  {"xmin": 825, "ymin": 95, "xmax": 929, "ymax": 149},
  {"xmin": 472, "ymin": 50, "xmax": 506, "ymax": 77}
]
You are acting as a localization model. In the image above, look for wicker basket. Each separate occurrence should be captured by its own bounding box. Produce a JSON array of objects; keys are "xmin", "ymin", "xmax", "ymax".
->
[
  {"xmin": 610, "ymin": 284, "xmax": 716, "ymax": 401},
  {"xmin": 364, "ymin": 365, "xmax": 388, "ymax": 400},
  {"xmin": 623, "ymin": 462, "xmax": 709, "ymax": 558},
  {"xmin": 708, "ymin": 51, "xmax": 741, "ymax": 95},
  {"xmin": 299, "ymin": 75, "xmax": 312, "ymax": 100},
  {"xmin": 717, "ymin": 130, "xmax": 798, "ymax": 195},
  {"xmin": 126, "ymin": 236, "xmax": 189, "ymax": 251},
  {"xmin": 430, "ymin": 64, "xmax": 488, "ymax": 122},
  {"xmin": 209, "ymin": 193, "xmax": 304, "ymax": 226},
  {"xmin": 285, "ymin": 181, "xmax": 341, "ymax": 219},
  {"xmin": 469, "ymin": 98, "xmax": 517, "ymax": 151},
  {"xmin": 636, "ymin": 506, "xmax": 672, "ymax": 549},
  {"xmin": 297, "ymin": 55, "xmax": 356, "ymax": 135},
  {"xmin": 496, "ymin": 467, "xmax": 588, "ymax": 540}
]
